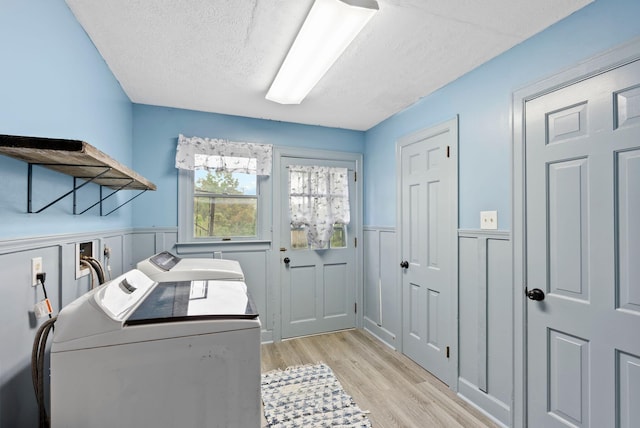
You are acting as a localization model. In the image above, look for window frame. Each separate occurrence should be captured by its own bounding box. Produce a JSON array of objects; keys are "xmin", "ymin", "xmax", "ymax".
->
[{"xmin": 177, "ymin": 168, "xmax": 272, "ymax": 250}]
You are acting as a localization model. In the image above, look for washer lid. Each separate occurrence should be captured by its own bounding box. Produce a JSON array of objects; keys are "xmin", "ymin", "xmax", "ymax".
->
[
  {"xmin": 125, "ymin": 280, "xmax": 258, "ymax": 326},
  {"xmin": 98, "ymin": 269, "xmax": 157, "ymax": 322}
]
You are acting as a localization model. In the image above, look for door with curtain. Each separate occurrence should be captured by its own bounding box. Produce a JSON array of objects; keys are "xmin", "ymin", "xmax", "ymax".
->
[{"xmin": 280, "ymin": 156, "xmax": 357, "ymax": 339}]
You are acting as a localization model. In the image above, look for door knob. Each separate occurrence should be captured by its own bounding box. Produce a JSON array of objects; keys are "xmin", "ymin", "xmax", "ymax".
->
[
  {"xmin": 283, "ymin": 257, "xmax": 290, "ymax": 265},
  {"xmin": 400, "ymin": 261, "xmax": 409, "ymax": 269},
  {"xmin": 526, "ymin": 288, "xmax": 545, "ymax": 301}
]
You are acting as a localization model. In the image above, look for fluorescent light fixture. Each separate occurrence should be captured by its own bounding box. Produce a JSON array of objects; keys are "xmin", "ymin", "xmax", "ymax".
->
[{"xmin": 266, "ymin": 0, "xmax": 379, "ymax": 105}]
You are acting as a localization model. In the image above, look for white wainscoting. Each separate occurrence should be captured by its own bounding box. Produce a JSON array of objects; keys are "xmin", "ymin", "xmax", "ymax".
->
[
  {"xmin": 2, "ymin": 226, "xmax": 511, "ymax": 427},
  {"xmin": 458, "ymin": 229, "xmax": 512, "ymax": 427},
  {"xmin": 363, "ymin": 227, "xmax": 513, "ymax": 426},
  {"xmin": 363, "ymin": 227, "xmax": 399, "ymax": 348}
]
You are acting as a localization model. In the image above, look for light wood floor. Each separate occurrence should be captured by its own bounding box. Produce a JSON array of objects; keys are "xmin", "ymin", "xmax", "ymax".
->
[{"xmin": 261, "ymin": 329, "xmax": 498, "ymax": 428}]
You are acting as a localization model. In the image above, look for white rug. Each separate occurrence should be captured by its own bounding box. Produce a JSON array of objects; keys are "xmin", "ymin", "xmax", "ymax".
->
[{"xmin": 261, "ymin": 363, "xmax": 372, "ymax": 427}]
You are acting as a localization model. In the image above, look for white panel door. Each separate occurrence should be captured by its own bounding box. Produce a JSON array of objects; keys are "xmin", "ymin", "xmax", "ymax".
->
[
  {"xmin": 525, "ymin": 59, "xmax": 640, "ymax": 427},
  {"xmin": 399, "ymin": 118, "xmax": 457, "ymax": 386},
  {"xmin": 280, "ymin": 156, "xmax": 357, "ymax": 339}
]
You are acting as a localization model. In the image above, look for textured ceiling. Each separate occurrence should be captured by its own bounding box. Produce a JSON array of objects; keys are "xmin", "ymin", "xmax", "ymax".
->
[{"xmin": 65, "ymin": 0, "xmax": 592, "ymax": 131}]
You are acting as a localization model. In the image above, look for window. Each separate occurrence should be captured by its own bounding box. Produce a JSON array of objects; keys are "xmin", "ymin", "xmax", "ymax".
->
[
  {"xmin": 194, "ymin": 171, "xmax": 257, "ymax": 238},
  {"xmin": 176, "ymin": 135, "xmax": 272, "ymax": 244}
]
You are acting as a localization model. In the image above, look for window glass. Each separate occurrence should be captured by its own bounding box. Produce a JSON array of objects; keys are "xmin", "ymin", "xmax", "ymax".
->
[
  {"xmin": 290, "ymin": 224, "xmax": 347, "ymax": 250},
  {"xmin": 195, "ymin": 170, "xmax": 256, "ymax": 195},
  {"xmin": 194, "ymin": 171, "xmax": 258, "ymax": 238},
  {"xmin": 330, "ymin": 224, "xmax": 347, "ymax": 248}
]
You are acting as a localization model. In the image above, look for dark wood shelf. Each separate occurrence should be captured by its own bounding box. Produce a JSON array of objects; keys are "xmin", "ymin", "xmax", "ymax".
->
[
  {"xmin": 0, "ymin": 134, "xmax": 156, "ymax": 215},
  {"xmin": 0, "ymin": 134, "xmax": 156, "ymax": 191}
]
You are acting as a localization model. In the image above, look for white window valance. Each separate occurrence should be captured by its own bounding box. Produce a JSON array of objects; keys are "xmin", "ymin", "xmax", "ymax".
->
[
  {"xmin": 289, "ymin": 165, "xmax": 350, "ymax": 248},
  {"xmin": 175, "ymin": 134, "xmax": 273, "ymax": 176}
]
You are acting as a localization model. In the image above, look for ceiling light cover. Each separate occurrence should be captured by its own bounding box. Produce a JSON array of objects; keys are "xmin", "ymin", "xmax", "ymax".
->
[{"xmin": 266, "ymin": 0, "xmax": 379, "ymax": 105}]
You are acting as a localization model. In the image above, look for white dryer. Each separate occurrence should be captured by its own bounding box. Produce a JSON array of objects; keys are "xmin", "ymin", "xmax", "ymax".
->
[
  {"xmin": 136, "ymin": 251, "xmax": 245, "ymax": 282},
  {"xmin": 50, "ymin": 269, "xmax": 261, "ymax": 428}
]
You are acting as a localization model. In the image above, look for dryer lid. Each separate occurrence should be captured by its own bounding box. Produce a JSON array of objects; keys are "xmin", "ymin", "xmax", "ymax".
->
[{"xmin": 148, "ymin": 251, "xmax": 181, "ymax": 271}]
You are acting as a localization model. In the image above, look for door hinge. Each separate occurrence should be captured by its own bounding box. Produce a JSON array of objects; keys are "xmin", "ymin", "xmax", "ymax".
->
[
  {"xmin": 354, "ymin": 302, "xmax": 357, "ymax": 313},
  {"xmin": 354, "ymin": 171, "xmax": 357, "ymax": 182},
  {"xmin": 446, "ymin": 146, "xmax": 450, "ymax": 158},
  {"xmin": 446, "ymin": 346, "xmax": 450, "ymax": 358},
  {"xmin": 354, "ymin": 237, "xmax": 357, "ymax": 248}
]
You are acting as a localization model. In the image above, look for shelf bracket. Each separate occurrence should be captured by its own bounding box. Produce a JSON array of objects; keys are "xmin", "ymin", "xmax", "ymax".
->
[
  {"xmin": 28, "ymin": 164, "xmax": 112, "ymax": 214},
  {"xmin": 74, "ymin": 179, "xmax": 134, "ymax": 215},
  {"xmin": 102, "ymin": 188, "xmax": 148, "ymax": 216}
]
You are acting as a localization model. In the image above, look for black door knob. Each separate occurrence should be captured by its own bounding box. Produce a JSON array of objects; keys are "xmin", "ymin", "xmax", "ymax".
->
[
  {"xmin": 283, "ymin": 257, "xmax": 290, "ymax": 265},
  {"xmin": 400, "ymin": 261, "xmax": 409, "ymax": 269},
  {"xmin": 526, "ymin": 288, "xmax": 545, "ymax": 301}
]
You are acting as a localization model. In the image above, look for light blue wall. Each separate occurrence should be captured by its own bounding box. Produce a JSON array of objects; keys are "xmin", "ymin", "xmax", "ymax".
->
[
  {"xmin": 131, "ymin": 104, "xmax": 365, "ymax": 228},
  {"xmin": 0, "ymin": 0, "xmax": 134, "ymax": 239},
  {"xmin": 0, "ymin": 1, "xmax": 134, "ymax": 426},
  {"xmin": 363, "ymin": 0, "xmax": 640, "ymax": 229}
]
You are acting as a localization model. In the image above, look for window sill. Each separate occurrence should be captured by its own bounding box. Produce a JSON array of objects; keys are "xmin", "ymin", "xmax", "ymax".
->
[{"xmin": 175, "ymin": 240, "xmax": 272, "ymax": 254}]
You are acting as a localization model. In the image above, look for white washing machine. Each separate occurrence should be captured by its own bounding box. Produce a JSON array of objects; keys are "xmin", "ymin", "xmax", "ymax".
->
[
  {"xmin": 136, "ymin": 251, "xmax": 245, "ymax": 282},
  {"xmin": 50, "ymin": 269, "xmax": 261, "ymax": 428}
]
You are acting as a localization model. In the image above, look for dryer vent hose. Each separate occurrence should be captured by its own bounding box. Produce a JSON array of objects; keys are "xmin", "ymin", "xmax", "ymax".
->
[{"xmin": 31, "ymin": 316, "xmax": 57, "ymax": 428}]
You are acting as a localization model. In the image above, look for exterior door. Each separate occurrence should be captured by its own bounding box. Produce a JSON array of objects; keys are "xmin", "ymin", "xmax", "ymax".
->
[
  {"xmin": 525, "ymin": 59, "xmax": 640, "ymax": 427},
  {"xmin": 399, "ymin": 118, "xmax": 457, "ymax": 386},
  {"xmin": 280, "ymin": 156, "xmax": 357, "ymax": 339}
]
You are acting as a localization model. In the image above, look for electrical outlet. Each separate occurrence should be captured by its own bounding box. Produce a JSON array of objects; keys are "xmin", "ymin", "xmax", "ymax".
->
[
  {"xmin": 31, "ymin": 257, "xmax": 43, "ymax": 286},
  {"xmin": 480, "ymin": 210, "xmax": 498, "ymax": 230}
]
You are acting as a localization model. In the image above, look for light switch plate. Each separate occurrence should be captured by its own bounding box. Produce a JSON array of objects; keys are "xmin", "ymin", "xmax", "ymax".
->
[{"xmin": 480, "ymin": 211, "xmax": 498, "ymax": 230}]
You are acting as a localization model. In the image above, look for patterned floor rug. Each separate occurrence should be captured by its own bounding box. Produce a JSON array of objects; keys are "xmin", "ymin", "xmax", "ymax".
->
[{"xmin": 261, "ymin": 363, "xmax": 372, "ymax": 427}]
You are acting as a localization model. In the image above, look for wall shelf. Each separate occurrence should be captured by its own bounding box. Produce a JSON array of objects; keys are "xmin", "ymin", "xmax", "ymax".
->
[{"xmin": 0, "ymin": 134, "xmax": 156, "ymax": 215}]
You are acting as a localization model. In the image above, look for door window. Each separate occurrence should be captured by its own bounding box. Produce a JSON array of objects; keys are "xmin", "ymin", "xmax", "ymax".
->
[{"xmin": 288, "ymin": 165, "xmax": 350, "ymax": 249}]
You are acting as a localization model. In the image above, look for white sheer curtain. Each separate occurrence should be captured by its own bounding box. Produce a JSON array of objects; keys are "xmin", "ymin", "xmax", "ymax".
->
[
  {"xmin": 289, "ymin": 165, "xmax": 350, "ymax": 248},
  {"xmin": 175, "ymin": 134, "xmax": 272, "ymax": 176}
]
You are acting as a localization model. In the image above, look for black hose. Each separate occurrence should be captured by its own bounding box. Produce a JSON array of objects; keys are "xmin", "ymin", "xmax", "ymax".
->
[
  {"xmin": 38, "ymin": 325, "xmax": 49, "ymax": 426},
  {"xmin": 31, "ymin": 316, "xmax": 57, "ymax": 428},
  {"xmin": 31, "ymin": 258, "xmax": 103, "ymax": 426},
  {"xmin": 82, "ymin": 257, "xmax": 105, "ymax": 284},
  {"xmin": 84, "ymin": 257, "xmax": 106, "ymax": 285}
]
